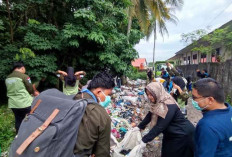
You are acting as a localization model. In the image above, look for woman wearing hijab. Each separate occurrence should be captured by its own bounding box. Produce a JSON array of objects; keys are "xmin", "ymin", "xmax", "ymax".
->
[
  {"xmin": 133, "ymin": 82, "xmax": 195, "ymax": 157},
  {"xmin": 57, "ymin": 67, "xmax": 86, "ymax": 95}
]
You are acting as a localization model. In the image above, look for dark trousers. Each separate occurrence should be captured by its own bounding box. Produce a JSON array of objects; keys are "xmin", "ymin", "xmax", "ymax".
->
[{"xmin": 11, "ymin": 107, "xmax": 31, "ymax": 133}]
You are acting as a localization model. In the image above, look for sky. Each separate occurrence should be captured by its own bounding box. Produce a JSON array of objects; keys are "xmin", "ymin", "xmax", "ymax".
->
[{"xmin": 134, "ymin": 0, "xmax": 232, "ymax": 63}]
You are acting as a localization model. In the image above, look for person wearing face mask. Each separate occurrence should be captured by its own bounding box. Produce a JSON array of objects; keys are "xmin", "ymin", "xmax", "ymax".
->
[
  {"xmin": 73, "ymin": 71, "xmax": 115, "ymax": 157},
  {"xmin": 192, "ymin": 78, "xmax": 232, "ymax": 157},
  {"xmin": 171, "ymin": 76, "xmax": 189, "ymax": 116},
  {"xmin": 132, "ymin": 82, "xmax": 195, "ymax": 157}
]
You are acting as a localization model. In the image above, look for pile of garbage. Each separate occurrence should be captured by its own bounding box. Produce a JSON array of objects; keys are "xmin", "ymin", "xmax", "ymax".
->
[{"xmin": 106, "ymin": 79, "xmax": 162, "ymax": 157}]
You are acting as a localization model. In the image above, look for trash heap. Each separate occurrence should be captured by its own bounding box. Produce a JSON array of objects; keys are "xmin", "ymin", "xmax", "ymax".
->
[{"xmin": 106, "ymin": 79, "xmax": 162, "ymax": 157}]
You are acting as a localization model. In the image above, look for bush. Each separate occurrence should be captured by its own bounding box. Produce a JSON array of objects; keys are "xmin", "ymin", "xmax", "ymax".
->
[
  {"xmin": 0, "ymin": 105, "xmax": 15, "ymax": 153},
  {"xmin": 226, "ymin": 95, "xmax": 232, "ymax": 105},
  {"xmin": 128, "ymin": 70, "xmax": 147, "ymax": 80}
]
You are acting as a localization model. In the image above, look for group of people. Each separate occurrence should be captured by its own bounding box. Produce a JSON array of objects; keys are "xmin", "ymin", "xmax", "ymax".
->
[{"xmin": 5, "ymin": 61, "xmax": 232, "ymax": 157}]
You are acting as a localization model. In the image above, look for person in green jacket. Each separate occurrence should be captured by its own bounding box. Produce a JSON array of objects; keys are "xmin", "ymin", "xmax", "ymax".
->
[
  {"xmin": 57, "ymin": 67, "xmax": 86, "ymax": 95},
  {"xmin": 5, "ymin": 62, "xmax": 38, "ymax": 133}
]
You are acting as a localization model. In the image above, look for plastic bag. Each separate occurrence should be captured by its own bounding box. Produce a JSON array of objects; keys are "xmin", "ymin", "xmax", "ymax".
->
[
  {"xmin": 122, "ymin": 96, "xmax": 138, "ymax": 105},
  {"xmin": 113, "ymin": 130, "xmax": 141, "ymax": 157},
  {"xmin": 126, "ymin": 145, "xmax": 143, "ymax": 157}
]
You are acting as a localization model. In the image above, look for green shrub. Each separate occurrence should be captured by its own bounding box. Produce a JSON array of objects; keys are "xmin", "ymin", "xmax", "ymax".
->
[
  {"xmin": 128, "ymin": 70, "xmax": 147, "ymax": 80},
  {"xmin": 226, "ymin": 95, "xmax": 232, "ymax": 105},
  {"xmin": 0, "ymin": 105, "xmax": 15, "ymax": 153}
]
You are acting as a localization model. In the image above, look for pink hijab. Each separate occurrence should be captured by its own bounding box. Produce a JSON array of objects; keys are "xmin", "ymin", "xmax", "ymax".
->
[{"xmin": 145, "ymin": 82, "xmax": 178, "ymax": 127}]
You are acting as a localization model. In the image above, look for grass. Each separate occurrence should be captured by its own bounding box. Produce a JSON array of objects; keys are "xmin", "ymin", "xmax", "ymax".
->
[{"xmin": 0, "ymin": 104, "xmax": 15, "ymax": 154}]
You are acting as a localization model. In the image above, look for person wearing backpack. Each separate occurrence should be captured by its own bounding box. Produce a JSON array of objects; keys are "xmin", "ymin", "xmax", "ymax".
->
[
  {"xmin": 73, "ymin": 71, "xmax": 115, "ymax": 157},
  {"xmin": 5, "ymin": 62, "xmax": 38, "ymax": 133}
]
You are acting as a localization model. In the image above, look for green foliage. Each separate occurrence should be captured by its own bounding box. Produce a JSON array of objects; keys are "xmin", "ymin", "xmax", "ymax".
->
[
  {"xmin": 191, "ymin": 45, "xmax": 213, "ymax": 54},
  {"xmin": 127, "ymin": 67, "xmax": 147, "ymax": 80},
  {"xmin": 0, "ymin": 0, "xmax": 143, "ymax": 84},
  {"xmin": 181, "ymin": 29, "xmax": 208, "ymax": 45},
  {"xmin": 226, "ymin": 95, "xmax": 232, "ymax": 105},
  {"xmin": 24, "ymin": 54, "xmax": 57, "ymax": 81},
  {"xmin": 0, "ymin": 105, "xmax": 15, "ymax": 152},
  {"xmin": 181, "ymin": 27, "xmax": 232, "ymax": 57},
  {"xmin": 15, "ymin": 48, "xmax": 35, "ymax": 60}
]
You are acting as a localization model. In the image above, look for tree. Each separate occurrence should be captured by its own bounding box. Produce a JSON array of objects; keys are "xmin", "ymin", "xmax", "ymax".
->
[
  {"xmin": 126, "ymin": 0, "xmax": 183, "ymax": 72},
  {"xmin": 0, "ymin": 0, "xmax": 143, "ymax": 84},
  {"xmin": 146, "ymin": 0, "xmax": 183, "ymax": 71},
  {"xmin": 181, "ymin": 27, "xmax": 232, "ymax": 62},
  {"xmin": 181, "ymin": 29, "xmax": 208, "ymax": 46}
]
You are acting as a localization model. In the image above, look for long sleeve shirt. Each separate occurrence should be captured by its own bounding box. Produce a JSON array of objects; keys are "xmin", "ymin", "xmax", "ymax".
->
[
  {"xmin": 5, "ymin": 71, "xmax": 34, "ymax": 108},
  {"xmin": 73, "ymin": 92, "xmax": 111, "ymax": 157},
  {"xmin": 138, "ymin": 104, "xmax": 194, "ymax": 143},
  {"xmin": 195, "ymin": 103, "xmax": 232, "ymax": 157}
]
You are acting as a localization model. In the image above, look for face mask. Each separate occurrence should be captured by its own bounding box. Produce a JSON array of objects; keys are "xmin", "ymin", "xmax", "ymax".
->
[
  {"xmin": 192, "ymin": 99, "xmax": 208, "ymax": 111},
  {"xmin": 99, "ymin": 91, "xmax": 111, "ymax": 108}
]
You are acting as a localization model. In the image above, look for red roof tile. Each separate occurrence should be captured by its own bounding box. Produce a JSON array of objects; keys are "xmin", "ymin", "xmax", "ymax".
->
[{"xmin": 131, "ymin": 58, "xmax": 146, "ymax": 67}]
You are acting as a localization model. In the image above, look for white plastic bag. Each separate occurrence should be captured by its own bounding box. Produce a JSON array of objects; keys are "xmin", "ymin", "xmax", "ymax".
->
[
  {"xmin": 126, "ymin": 145, "xmax": 143, "ymax": 157},
  {"xmin": 119, "ymin": 130, "xmax": 141, "ymax": 150},
  {"xmin": 112, "ymin": 130, "xmax": 142, "ymax": 157},
  {"xmin": 122, "ymin": 96, "xmax": 138, "ymax": 105}
]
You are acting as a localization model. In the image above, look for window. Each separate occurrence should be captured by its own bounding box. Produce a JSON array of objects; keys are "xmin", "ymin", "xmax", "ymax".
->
[
  {"xmin": 212, "ymin": 48, "xmax": 221, "ymax": 62},
  {"xmin": 211, "ymin": 52, "xmax": 217, "ymax": 62},
  {"xmin": 188, "ymin": 56, "xmax": 191, "ymax": 64},
  {"xmin": 193, "ymin": 54, "xmax": 197, "ymax": 64},
  {"xmin": 216, "ymin": 48, "xmax": 220, "ymax": 56},
  {"xmin": 201, "ymin": 54, "xmax": 207, "ymax": 63},
  {"xmin": 183, "ymin": 57, "xmax": 186, "ymax": 65}
]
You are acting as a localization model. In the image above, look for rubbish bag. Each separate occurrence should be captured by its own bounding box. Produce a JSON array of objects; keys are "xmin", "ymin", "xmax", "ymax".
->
[
  {"xmin": 126, "ymin": 145, "xmax": 143, "ymax": 157},
  {"xmin": 113, "ymin": 130, "xmax": 141, "ymax": 157}
]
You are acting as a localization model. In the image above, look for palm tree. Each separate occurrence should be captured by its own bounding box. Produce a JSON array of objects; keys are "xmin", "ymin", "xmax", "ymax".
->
[
  {"xmin": 146, "ymin": 0, "xmax": 182, "ymax": 73},
  {"xmin": 126, "ymin": 0, "xmax": 183, "ymax": 73}
]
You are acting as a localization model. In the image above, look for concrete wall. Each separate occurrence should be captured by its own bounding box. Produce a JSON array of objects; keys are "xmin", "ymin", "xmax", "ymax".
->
[{"xmin": 177, "ymin": 59, "xmax": 232, "ymax": 99}]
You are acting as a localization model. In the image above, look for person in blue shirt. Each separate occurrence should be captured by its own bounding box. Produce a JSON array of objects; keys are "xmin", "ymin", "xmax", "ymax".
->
[{"xmin": 192, "ymin": 78, "xmax": 232, "ymax": 157}]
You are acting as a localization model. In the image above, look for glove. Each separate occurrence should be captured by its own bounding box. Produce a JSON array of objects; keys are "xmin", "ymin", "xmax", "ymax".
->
[{"xmin": 131, "ymin": 127, "xmax": 140, "ymax": 132}]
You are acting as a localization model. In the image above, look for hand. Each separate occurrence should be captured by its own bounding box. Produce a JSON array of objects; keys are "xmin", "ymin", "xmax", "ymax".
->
[
  {"xmin": 172, "ymin": 83, "xmax": 180, "ymax": 90},
  {"xmin": 34, "ymin": 91, "xmax": 40, "ymax": 96},
  {"xmin": 131, "ymin": 127, "xmax": 140, "ymax": 132},
  {"xmin": 196, "ymin": 69, "xmax": 200, "ymax": 72}
]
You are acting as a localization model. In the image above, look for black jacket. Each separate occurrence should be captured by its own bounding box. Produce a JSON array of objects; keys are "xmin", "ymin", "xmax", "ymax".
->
[{"xmin": 138, "ymin": 104, "xmax": 194, "ymax": 143}]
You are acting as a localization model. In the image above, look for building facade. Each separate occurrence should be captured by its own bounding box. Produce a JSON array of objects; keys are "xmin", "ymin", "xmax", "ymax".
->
[{"xmin": 168, "ymin": 20, "xmax": 232, "ymax": 65}]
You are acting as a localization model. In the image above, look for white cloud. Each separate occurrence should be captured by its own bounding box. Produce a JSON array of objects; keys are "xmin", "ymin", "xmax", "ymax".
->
[
  {"xmin": 135, "ymin": 0, "xmax": 232, "ymax": 62},
  {"xmin": 225, "ymin": 4, "xmax": 232, "ymax": 13}
]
